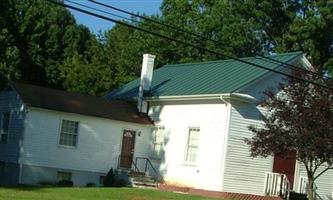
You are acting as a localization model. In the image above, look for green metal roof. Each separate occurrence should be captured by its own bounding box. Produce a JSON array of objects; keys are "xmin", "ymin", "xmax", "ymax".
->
[{"xmin": 105, "ymin": 52, "xmax": 303, "ymax": 100}]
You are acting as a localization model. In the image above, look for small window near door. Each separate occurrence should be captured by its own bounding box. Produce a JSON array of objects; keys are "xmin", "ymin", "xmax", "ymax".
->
[
  {"xmin": 99, "ymin": 176, "xmax": 106, "ymax": 185},
  {"xmin": 151, "ymin": 126, "xmax": 165, "ymax": 159},
  {"xmin": 0, "ymin": 112, "xmax": 10, "ymax": 143},
  {"xmin": 184, "ymin": 127, "xmax": 200, "ymax": 165},
  {"xmin": 57, "ymin": 171, "xmax": 72, "ymax": 181},
  {"xmin": 59, "ymin": 120, "xmax": 79, "ymax": 147},
  {"xmin": 0, "ymin": 161, "xmax": 6, "ymax": 173}
]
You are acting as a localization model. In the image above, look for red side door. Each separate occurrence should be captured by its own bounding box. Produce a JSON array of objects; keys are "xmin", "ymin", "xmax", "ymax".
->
[
  {"xmin": 273, "ymin": 152, "xmax": 296, "ymax": 189},
  {"xmin": 119, "ymin": 130, "xmax": 136, "ymax": 169}
]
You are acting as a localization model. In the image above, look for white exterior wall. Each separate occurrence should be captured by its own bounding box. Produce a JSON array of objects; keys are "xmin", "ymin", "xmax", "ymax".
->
[
  {"xmin": 148, "ymin": 100, "xmax": 229, "ymax": 191},
  {"xmin": 0, "ymin": 88, "xmax": 25, "ymax": 185},
  {"xmin": 222, "ymin": 102, "xmax": 273, "ymax": 195},
  {"xmin": 20, "ymin": 107, "xmax": 153, "ymax": 185},
  {"xmin": 294, "ymin": 163, "xmax": 333, "ymax": 200}
]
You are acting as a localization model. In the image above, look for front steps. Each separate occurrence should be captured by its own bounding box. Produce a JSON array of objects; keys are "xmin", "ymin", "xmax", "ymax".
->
[{"xmin": 128, "ymin": 171, "xmax": 158, "ymax": 188}]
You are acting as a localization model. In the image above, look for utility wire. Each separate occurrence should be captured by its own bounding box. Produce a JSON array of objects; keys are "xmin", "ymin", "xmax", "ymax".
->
[
  {"xmin": 87, "ymin": 0, "xmax": 207, "ymax": 43},
  {"xmin": 89, "ymin": 0, "xmax": 331, "ymax": 81},
  {"xmin": 65, "ymin": 0, "xmax": 139, "ymax": 25},
  {"xmin": 46, "ymin": 0, "xmax": 333, "ymax": 90}
]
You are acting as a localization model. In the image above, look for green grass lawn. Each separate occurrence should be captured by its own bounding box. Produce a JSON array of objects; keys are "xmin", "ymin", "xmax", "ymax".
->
[{"xmin": 0, "ymin": 187, "xmax": 220, "ymax": 200}]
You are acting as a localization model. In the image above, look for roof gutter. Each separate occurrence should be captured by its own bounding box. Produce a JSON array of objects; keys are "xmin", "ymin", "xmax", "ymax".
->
[
  {"xmin": 221, "ymin": 93, "xmax": 256, "ymax": 103},
  {"xmin": 145, "ymin": 93, "xmax": 255, "ymax": 103}
]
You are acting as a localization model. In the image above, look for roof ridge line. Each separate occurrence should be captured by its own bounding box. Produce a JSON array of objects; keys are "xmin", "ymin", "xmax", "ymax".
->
[{"xmin": 162, "ymin": 51, "xmax": 303, "ymax": 68}]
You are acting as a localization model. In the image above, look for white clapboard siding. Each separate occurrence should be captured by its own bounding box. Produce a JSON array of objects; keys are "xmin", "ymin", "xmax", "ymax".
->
[
  {"xmin": 222, "ymin": 101, "xmax": 273, "ymax": 195},
  {"xmin": 294, "ymin": 163, "xmax": 333, "ymax": 200},
  {"xmin": 21, "ymin": 107, "xmax": 153, "ymax": 173},
  {"xmin": 148, "ymin": 101, "xmax": 229, "ymax": 191},
  {"xmin": 0, "ymin": 89, "xmax": 25, "ymax": 163}
]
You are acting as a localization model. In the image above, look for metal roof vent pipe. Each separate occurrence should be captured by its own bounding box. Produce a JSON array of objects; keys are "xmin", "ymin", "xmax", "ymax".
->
[{"xmin": 138, "ymin": 54, "xmax": 156, "ymax": 113}]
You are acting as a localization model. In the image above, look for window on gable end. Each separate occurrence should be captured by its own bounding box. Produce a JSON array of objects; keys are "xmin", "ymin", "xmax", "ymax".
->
[
  {"xmin": 151, "ymin": 126, "xmax": 165, "ymax": 159},
  {"xmin": 184, "ymin": 127, "xmax": 200, "ymax": 165}
]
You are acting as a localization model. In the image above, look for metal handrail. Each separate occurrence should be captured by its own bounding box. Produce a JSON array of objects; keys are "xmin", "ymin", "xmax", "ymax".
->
[
  {"xmin": 135, "ymin": 156, "xmax": 165, "ymax": 183},
  {"xmin": 131, "ymin": 158, "xmax": 140, "ymax": 172},
  {"xmin": 118, "ymin": 155, "xmax": 140, "ymax": 172},
  {"xmin": 117, "ymin": 155, "xmax": 165, "ymax": 184}
]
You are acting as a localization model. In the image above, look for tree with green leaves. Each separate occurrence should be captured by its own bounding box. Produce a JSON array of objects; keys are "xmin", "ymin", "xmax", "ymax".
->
[
  {"xmin": 104, "ymin": 0, "xmax": 333, "ymax": 88},
  {"xmin": 2, "ymin": 0, "xmax": 333, "ymax": 96},
  {"xmin": 60, "ymin": 38, "xmax": 113, "ymax": 96},
  {"xmin": 237, "ymin": 0, "xmax": 333, "ymax": 73},
  {"xmin": 0, "ymin": 0, "xmax": 112, "ymax": 95}
]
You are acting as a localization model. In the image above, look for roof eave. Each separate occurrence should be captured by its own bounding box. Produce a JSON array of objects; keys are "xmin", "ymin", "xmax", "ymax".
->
[
  {"xmin": 27, "ymin": 106, "xmax": 154, "ymax": 126},
  {"xmin": 145, "ymin": 93, "xmax": 255, "ymax": 103}
]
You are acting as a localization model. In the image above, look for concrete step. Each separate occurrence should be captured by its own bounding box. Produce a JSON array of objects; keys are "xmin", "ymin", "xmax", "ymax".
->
[
  {"xmin": 131, "ymin": 180, "xmax": 158, "ymax": 188},
  {"xmin": 131, "ymin": 176, "xmax": 156, "ymax": 183},
  {"xmin": 129, "ymin": 173, "xmax": 158, "ymax": 188},
  {"xmin": 128, "ymin": 171, "xmax": 146, "ymax": 177}
]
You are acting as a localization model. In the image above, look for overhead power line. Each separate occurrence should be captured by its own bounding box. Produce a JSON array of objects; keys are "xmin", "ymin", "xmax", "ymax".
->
[
  {"xmin": 89, "ymin": 0, "xmax": 331, "ymax": 81},
  {"xmin": 87, "ymin": 0, "xmax": 207, "ymax": 42},
  {"xmin": 46, "ymin": 0, "xmax": 333, "ymax": 90},
  {"xmin": 66, "ymin": 0, "xmax": 138, "ymax": 25}
]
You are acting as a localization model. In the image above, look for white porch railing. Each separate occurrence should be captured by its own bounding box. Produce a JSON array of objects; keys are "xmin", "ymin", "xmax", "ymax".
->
[
  {"xmin": 264, "ymin": 172, "xmax": 291, "ymax": 199},
  {"xmin": 298, "ymin": 177, "xmax": 324, "ymax": 200},
  {"xmin": 298, "ymin": 176, "xmax": 307, "ymax": 194}
]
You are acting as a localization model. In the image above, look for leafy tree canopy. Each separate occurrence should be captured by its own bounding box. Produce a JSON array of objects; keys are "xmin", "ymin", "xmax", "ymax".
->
[
  {"xmin": 1, "ymin": 0, "xmax": 333, "ymax": 95},
  {"xmin": 0, "ymin": 0, "xmax": 111, "ymax": 95}
]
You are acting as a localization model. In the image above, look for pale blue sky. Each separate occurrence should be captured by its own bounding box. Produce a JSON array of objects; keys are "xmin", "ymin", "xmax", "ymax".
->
[{"xmin": 68, "ymin": 0, "xmax": 163, "ymax": 33}]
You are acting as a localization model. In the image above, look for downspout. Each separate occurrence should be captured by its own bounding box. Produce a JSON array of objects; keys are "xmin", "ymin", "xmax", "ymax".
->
[
  {"xmin": 18, "ymin": 103, "xmax": 27, "ymax": 184},
  {"xmin": 218, "ymin": 93, "xmax": 255, "ymax": 191},
  {"xmin": 219, "ymin": 95, "xmax": 228, "ymax": 104},
  {"xmin": 218, "ymin": 94, "xmax": 232, "ymax": 191}
]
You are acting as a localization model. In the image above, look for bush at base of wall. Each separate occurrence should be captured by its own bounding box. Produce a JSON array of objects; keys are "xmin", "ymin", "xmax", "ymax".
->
[
  {"xmin": 57, "ymin": 180, "xmax": 74, "ymax": 187},
  {"xmin": 103, "ymin": 168, "xmax": 128, "ymax": 187}
]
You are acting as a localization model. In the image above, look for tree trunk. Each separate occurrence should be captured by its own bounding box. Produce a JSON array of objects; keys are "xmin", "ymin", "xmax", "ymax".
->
[{"xmin": 307, "ymin": 176, "xmax": 315, "ymax": 200}]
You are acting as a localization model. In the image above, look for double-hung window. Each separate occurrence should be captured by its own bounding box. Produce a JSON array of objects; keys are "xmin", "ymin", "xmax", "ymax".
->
[
  {"xmin": 0, "ymin": 112, "xmax": 10, "ymax": 143},
  {"xmin": 59, "ymin": 120, "xmax": 79, "ymax": 147},
  {"xmin": 152, "ymin": 126, "xmax": 165, "ymax": 159},
  {"xmin": 57, "ymin": 171, "xmax": 72, "ymax": 181},
  {"xmin": 184, "ymin": 127, "xmax": 200, "ymax": 165}
]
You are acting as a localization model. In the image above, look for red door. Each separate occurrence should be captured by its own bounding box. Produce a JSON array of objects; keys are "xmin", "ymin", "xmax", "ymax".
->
[
  {"xmin": 273, "ymin": 152, "xmax": 296, "ymax": 189},
  {"xmin": 119, "ymin": 130, "xmax": 136, "ymax": 169}
]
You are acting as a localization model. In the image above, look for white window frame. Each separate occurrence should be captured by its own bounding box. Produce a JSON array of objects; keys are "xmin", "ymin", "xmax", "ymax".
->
[
  {"xmin": 151, "ymin": 126, "xmax": 165, "ymax": 160},
  {"xmin": 184, "ymin": 127, "xmax": 200, "ymax": 165},
  {"xmin": 58, "ymin": 119, "xmax": 79, "ymax": 148},
  {"xmin": 0, "ymin": 112, "xmax": 11, "ymax": 143}
]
